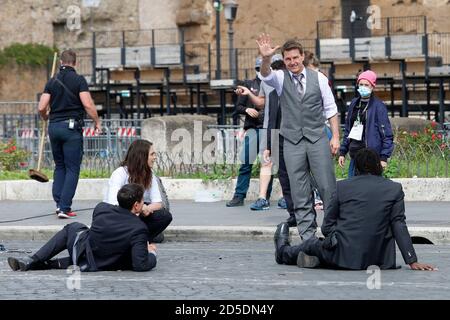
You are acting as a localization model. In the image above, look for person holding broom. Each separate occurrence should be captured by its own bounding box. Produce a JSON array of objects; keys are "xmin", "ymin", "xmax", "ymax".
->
[{"xmin": 37, "ymin": 49, "xmax": 101, "ymax": 219}]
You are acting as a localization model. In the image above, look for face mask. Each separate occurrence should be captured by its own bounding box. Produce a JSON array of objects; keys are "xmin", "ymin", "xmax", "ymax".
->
[{"xmin": 357, "ymin": 86, "xmax": 372, "ymax": 98}]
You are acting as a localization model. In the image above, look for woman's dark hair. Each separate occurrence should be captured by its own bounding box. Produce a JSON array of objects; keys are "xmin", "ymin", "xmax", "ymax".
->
[
  {"xmin": 303, "ymin": 50, "xmax": 320, "ymax": 68},
  {"xmin": 354, "ymin": 148, "xmax": 383, "ymax": 176},
  {"xmin": 117, "ymin": 183, "xmax": 144, "ymax": 210},
  {"xmin": 121, "ymin": 139, "xmax": 153, "ymax": 189}
]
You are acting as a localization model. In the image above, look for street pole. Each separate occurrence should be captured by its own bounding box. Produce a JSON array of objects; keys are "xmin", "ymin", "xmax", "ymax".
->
[
  {"xmin": 227, "ymin": 20, "xmax": 234, "ymax": 79},
  {"xmin": 213, "ymin": 0, "xmax": 226, "ymax": 125},
  {"xmin": 215, "ymin": 0, "xmax": 222, "ymax": 80}
]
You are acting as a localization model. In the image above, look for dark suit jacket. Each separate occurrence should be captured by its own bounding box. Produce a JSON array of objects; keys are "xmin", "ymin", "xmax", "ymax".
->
[
  {"xmin": 82, "ymin": 202, "xmax": 156, "ymax": 272},
  {"xmin": 266, "ymin": 89, "xmax": 281, "ymax": 151},
  {"xmin": 321, "ymin": 175, "xmax": 417, "ymax": 270}
]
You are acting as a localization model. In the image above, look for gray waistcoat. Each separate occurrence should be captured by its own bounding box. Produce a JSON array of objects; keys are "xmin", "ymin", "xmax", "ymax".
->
[{"xmin": 280, "ymin": 68, "xmax": 326, "ymax": 144}]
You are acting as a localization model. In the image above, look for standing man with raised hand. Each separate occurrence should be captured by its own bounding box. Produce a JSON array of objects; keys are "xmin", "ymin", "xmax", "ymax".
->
[
  {"xmin": 256, "ymin": 34, "xmax": 340, "ymax": 241},
  {"xmin": 38, "ymin": 49, "xmax": 101, "ymax": 219}
]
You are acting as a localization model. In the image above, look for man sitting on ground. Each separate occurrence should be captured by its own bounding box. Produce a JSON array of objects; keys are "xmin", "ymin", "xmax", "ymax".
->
[
  {"xmin": 8, "ymin": 183, "xmax": 157, "ymax": 272},
  {"xmin": 274, "ymin": 148, "xmax": 436, "ymax": 271}
]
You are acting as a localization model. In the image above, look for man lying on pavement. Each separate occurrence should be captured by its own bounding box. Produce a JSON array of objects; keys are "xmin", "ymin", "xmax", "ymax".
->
[{"xmin": 8, "ymin": 183, "xmax": 157, "ymax": 272}]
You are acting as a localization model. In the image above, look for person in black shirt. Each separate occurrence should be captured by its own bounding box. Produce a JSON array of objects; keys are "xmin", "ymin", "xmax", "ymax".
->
[
  {"xmin": 7, "ymin": 183, "xmax": 158, "ymax": 272},
  {"xmin": 226, "ymin": 57, "xmax": 273, "ymax": 207},
  {"xmin": 38, "ymin": 49, "xmax": 101, "ymax": 219}
]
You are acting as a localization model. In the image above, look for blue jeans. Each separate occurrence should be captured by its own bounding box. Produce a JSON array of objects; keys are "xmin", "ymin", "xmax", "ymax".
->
[
  {"xmin": 348, "ymin": 158, "xmax": 356, "ymax": 177},
  {"xmin": 234, "ymin": 129, "xmax": 273, "ymax": 199},
  {"xmin": 48, "ymin": 121, "xmax": 83, "ymax": 212}
]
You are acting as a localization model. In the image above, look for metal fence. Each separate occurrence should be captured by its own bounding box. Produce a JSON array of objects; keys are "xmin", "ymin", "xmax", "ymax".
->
[
  {"xmin": 1, "ymin": 102, "xmax": 39, "ymax": 138},
  {"xmin": 93, "ymin": 28, "xmax": 182, "ymax": 48},
  {"xmin": 317, "ymin": 15, "xmax": 427, "ymax": 39},
  {"xmin": 209, "ymin": 41, "xmax": 316, "ymax": 81},
  {"xmin": 11, "ymin": 119, "xmax": 141, "ymax": 173},
  {"xmin": 7, "ymin": 123, "xmax": 448, "ymax": 178},
  {"xmin": 428, "ymin": 32, "xmax": 450, "ymax": 65}
]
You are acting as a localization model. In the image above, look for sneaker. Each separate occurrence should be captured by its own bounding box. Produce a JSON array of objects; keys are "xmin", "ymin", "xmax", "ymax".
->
[
  {"xmin": 226, "ymin": 196, "xmax": 244, "ymax": 207},
  {"xmin": 250, "ymin": 198, "xmax": 270, "ymax": 211},
  {"xmin": 277, "ymin": 197, "xmax": 287, "ymax": 209},
  {"xmin": 57, "ymin": 210, "xmax": 77, "ymax": 219}
]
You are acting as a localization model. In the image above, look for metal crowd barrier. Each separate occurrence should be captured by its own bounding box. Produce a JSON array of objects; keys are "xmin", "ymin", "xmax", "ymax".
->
[{"xmin": 15, "ymin": 121, "xmax": 141, "ymax": 172}]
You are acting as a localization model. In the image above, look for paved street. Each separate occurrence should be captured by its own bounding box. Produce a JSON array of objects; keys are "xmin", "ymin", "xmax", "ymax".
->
[
  {"xmin": 0, "ymin": 241, "xmax": 448, "ymax": 300},
  {"xmin": 1, "ymin": 200, "xmax": 449, "ymax": 227}
]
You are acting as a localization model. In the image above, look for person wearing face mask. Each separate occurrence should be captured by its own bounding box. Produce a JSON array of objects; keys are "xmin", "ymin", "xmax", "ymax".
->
[{"xmin": 338, "ymin": 70, "xmax": 394, "ymax": 177}]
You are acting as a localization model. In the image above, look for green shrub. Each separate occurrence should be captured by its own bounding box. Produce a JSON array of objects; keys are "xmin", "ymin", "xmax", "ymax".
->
[{"xmin": 0, "ymin": 43, "xmax": 56, "ymax": 67}]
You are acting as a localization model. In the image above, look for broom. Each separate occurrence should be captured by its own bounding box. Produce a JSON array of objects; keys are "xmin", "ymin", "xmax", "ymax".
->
[{"xmin": 28, "ymin": 52, "xmax": 58, "ymax": 183}]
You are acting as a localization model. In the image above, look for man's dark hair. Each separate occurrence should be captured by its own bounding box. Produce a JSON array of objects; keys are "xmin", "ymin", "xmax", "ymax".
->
[
  {"xmin": 271, "ymin": 60, "xmax": 285, "ymax": 70},
  {"xmin": 354, "ymin": 148, "xmax": 383, "ymax": 176},
  {"xmin": 282, "ymin": 39, "xmax": 304, "ymax": 57},
  {"xmin": 60, "ymin": 49, "xmax": 77, "ymax": 65},
  {"xmin": 117, "ymin": 183, "xmax": 144, "ymax": 210}
]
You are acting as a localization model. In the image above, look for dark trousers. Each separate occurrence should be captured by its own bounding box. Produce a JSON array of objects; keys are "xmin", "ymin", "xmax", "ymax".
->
[
  {"xmin": 140, "ymin": 208, "xmax": 173, "ymax": 242},
  {"xmin": 48, "ymin": 121, "xmax": 83, "ymax": 213},
  {"xmin": 234, "ymin": 128, "xmax": 273, "ymax": 199},
  {"xmin": 33, "ymin": 222, "xmax": 88, "ymax": 269},
  {"xmin": 277, "ymin": 136, "xmax": 294, "ymax": 216},
  {"xmin": 281, "ymin": 237, "xmax": 335, "ymax": 267}
]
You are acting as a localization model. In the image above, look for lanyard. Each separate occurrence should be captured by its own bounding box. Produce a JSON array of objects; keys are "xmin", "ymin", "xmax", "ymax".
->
[{"xmin": 356, "ymin": 101, "xmax": 369, "ymax": 124}]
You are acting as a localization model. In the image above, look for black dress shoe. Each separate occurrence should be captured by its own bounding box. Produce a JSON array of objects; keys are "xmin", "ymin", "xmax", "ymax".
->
[
  {"xmin": 7, "ymin": 256, "xmax": 38, "ymax": 271},
  {"xmin": 274, "ymin": 223, "xmax": 290, "ymax": 264},
  {"xmin": 286, "ymin": 215, "xmax": 296, "ymax": 227},
  {"xmin": 296, "ymin": 251, "xmax": 320, "ymax": 268},
  {"xmin": 226, "ymin": 196, "xmax": 244, "ymax": 207}
]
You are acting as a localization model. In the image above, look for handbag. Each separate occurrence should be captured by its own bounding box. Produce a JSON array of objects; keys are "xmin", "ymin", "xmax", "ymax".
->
[{"xmin": 155, "ymin": 175, "xmax": 170, "ymax": 212}]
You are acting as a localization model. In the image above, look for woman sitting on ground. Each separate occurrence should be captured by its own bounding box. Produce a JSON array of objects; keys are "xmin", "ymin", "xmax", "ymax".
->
[{"xmin": 104, "ymin": 139, "xmax": 172, "ymax": 243}]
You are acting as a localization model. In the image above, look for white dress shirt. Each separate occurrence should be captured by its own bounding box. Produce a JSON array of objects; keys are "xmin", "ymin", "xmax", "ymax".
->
[
  {"xmin": 259, "ymin": 68, "xmax": 338, "ymax": 120},
  {"xmin": 104, "ymin": 166, "xmax": 162, "ymax": 205}
]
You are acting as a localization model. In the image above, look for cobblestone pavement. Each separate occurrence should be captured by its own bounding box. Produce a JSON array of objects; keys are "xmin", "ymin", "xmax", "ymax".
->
[{"xmin": 0, "ymin": 241, "xmax": 449, "ymax": 300}]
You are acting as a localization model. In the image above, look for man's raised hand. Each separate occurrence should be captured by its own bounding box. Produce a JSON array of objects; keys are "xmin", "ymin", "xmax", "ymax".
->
[{"xmin": 256, "ymin": 33, "xmax": 280, "ymax": 58}]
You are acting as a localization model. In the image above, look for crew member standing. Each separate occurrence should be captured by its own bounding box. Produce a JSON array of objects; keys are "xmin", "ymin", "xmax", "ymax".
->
[{"xmin": 38, "ymin": 49, "xmax": 101, "ymax": 219}]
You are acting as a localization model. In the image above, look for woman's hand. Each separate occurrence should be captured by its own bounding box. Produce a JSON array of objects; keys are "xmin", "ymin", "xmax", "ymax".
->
[
  {"xmin": 141, "ymin": 204, "xmax": 154, "ymax": 217},
  {"xmin": 148, "ymin": 243, "xmax": 157, "ymax": 254},
  {"xmin": 338, "ymin": 156, "xmax": 346, "ymax": 168},
  {"xmin": 246, "ymin": 108, "xmax": 259, "ymax": 118},
  {"xmin": 380, "ymin": 161, "xmax": 387, "ymax": 169}
]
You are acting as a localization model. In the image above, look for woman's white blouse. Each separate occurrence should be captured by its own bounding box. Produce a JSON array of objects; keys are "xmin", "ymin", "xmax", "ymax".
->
[{"xmin": 104, "ymin": 166, "xmax": 162, "ymax": 205}]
